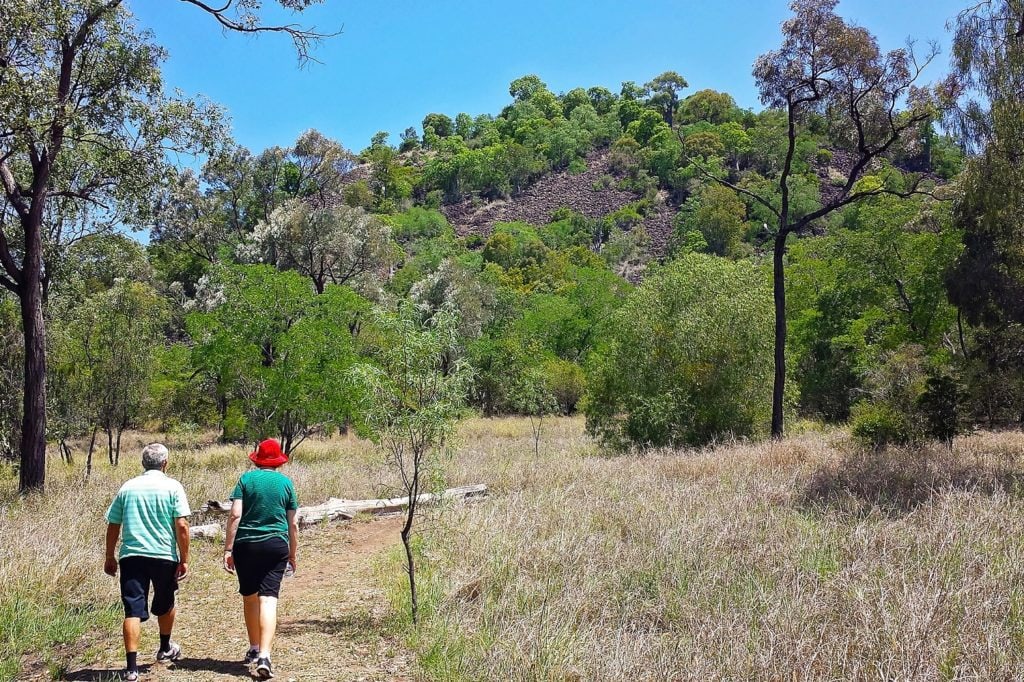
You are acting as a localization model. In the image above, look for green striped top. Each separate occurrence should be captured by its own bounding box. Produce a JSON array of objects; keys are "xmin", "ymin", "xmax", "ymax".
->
[{"xmin": 106, "ymin": 470, "xmax": 191, "ymax": 561}]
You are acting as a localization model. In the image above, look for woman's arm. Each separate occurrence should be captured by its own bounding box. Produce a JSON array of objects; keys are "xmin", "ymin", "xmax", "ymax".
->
[
  {"xmin": 223, "ymin": 499, "xmax": 243, "ymax": 573},
  {"xmin": 287, "ymin": 508, "xmax": 298, "ymax": 573}
]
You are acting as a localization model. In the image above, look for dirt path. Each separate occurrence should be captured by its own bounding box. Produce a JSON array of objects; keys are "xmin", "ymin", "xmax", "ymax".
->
[{"xmin": 63, "ymin": 516, "xmax": 413, "ymax": 682}]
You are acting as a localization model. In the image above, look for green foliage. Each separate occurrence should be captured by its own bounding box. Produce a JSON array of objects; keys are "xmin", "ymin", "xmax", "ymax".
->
[
  {"xmin": 673, "ymin": 183, "xmax": 748, "ymax": 257},
  {"xmin": 187, "ymin": 265, "xmax": 368, "ymax": 451},
  {"xmin": 917, "ymin": 374, "xmax": 964, "ymax": 445},
  {"xmin": 50, "ymin": 281, "xmax": 168, "ymax": 458},
  {"xmin": 850, "ymin": 401, "xmax": 916, "ymax": 450},
  {"xmin": 586, "ymin": 254, "xmax": 774, "ymax": 448}
]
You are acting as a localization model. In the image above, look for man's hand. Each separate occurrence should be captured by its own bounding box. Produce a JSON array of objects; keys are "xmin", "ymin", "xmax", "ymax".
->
[
  {"xmin": 224, "ymin": 551, "xmax": 235, "ymax": 574},
  {"xmin": 104, "ymin": 557, "xmax": 118, "ymax": 577},
  {"xmin": 288, "ymin": 556, "xmax": 297, "ymax": 575},
  {"xmin": 176, "ymin": 561, "xmax": 189, "ymax": 581}
]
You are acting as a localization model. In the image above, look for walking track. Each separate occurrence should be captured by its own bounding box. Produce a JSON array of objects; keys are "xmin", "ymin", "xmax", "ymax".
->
[{"xmin": 62, "ymin": 516, "xmax": 412, "ymax": 682}]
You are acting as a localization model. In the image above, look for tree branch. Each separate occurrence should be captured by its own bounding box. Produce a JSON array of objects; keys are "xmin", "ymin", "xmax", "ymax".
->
[
  {"xmin": 0, "ymin": 161, "xmax": 29, "ymax": 219},
  {"xmin": 178, "ymin": 0, "xmax": 339, "ymax": 63}
]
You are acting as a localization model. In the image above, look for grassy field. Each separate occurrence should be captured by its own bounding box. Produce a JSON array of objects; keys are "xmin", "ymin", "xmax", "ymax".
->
[{"xmin": 3, "ymin": 418, "xmax": 1024, "ymax": 680}]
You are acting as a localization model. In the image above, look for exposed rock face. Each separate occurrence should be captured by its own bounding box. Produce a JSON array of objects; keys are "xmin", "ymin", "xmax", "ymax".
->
[{"xmin": 441, "ymin": 152, "xmax": 679, "ymax": 256}]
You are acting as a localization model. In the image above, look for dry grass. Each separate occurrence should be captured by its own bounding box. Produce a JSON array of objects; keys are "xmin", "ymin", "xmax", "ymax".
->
[
  {"xmin": 5, "ymin": 419, "xmax": 1024, "ymax": 680},
  {"xmin": 401, "ymin": 419, "xmax": 1024, "ymax": 681}
]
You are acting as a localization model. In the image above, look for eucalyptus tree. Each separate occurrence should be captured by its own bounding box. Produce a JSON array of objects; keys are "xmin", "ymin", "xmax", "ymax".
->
[
  {"xmin": 645, "ymin": 71, "xmax": 689, "ymax": 126},
  {"xmin": 944, "ymin": 0, "xmax": 1024, "ymax": 423},
  {"xmin": 248, "ymin": 200, "xmax": 395, "ymax": 295},
  {"xmin": 685, "ymin": 0, "xmax": 948, "ymax": 437},
  {"xmin": 0, "ymin": 0, "xmax": 329, "ymax": 491}
]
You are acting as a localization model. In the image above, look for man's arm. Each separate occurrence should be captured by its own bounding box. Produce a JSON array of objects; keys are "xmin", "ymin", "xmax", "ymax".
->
[
  {"xmin": 287, "ymin": 508, "xmax": 298, "ymax": 573},
  {"xmin": 174, "ymin": 517, "xmax": 190, "ymax": 580},
  {"xmin": 223, "ymin": 499, "xmax": 243, "ymax": 573},
  {"xmin": 104, "ymin": 523, "xmax": 120, "ymax": 576}
]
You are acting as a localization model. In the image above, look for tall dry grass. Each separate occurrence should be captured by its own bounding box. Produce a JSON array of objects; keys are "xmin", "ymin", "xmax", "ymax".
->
[
  {"xmin": 399, "ymin": 419, "xmax": 1024, "ymax": 681},
  {"xmin": 6, "ymin": 418, "xmax": 1024, "ymax": 680}
]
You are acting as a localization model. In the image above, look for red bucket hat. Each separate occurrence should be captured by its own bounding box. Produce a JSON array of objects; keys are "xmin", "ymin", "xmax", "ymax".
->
[{"xmin": 249, "ymin": 439, "xmax": 288, "ymax": 468}]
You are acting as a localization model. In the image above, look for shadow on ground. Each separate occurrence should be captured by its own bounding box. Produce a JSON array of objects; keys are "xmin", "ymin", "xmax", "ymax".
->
[
  {"xmin": 277, "ymin": 609, "xmax": 384, "ymax": 637},
  {"xmin": 798, "ymin": 442, "xmax": 1024, "ymax": 515}
]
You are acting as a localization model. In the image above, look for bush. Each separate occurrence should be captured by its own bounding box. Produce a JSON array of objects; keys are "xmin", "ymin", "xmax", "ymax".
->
[
  {"xmin": 850, "ymin": 400, "xmax": 915, "ymax": 449},
  {"xmin": 544, "ymin": 358, "xmax": 586, "ymax": 414},
  {"xmin": 917, "ymin": 373, "xmax": 964, "ymax": 445},
  {"xmin": 585, "ymin": 253, "xmax": 773, "ymax": 448}
]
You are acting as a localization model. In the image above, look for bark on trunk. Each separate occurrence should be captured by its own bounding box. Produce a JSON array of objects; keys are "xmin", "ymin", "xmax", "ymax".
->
[
  {"xmin": 771, "ymin": 233, "xmax": 788, "ymax": 439},
  {"xmin": 18, "ymin": 278, "xmax": 47, "ymax": 492}
]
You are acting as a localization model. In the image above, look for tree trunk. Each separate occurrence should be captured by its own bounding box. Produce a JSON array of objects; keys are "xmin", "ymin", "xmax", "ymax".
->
[
  {"xmin": 107, "ymin": 428, "xmax": 114, "ymax": 466},
  {"xmin": 114, "ymin": 427, "xmax": 123, "ymax": 466},
  {"xmin": 401, "ymin": 515, "xmax": 418, "ymax": 624},
  {"xmin": 771, "ymin": 233, "xmax": 788, "ymax": 439},
  {"xmin": 18, "ymin": 276, "xmax": 47, "ymax": 492},
  {"xmin": 86, "ymin": 426, "xmax": 97, "ymax": 479}
]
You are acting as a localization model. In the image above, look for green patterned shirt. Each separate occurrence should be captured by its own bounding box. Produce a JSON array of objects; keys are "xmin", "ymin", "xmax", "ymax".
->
[
  {"xmin": 106, "ymin": 470, "xmax": 191, "ymax": 561},
  {"xmin": 230, "ymin": 469, "xmax": 298, "ymax": 544}
]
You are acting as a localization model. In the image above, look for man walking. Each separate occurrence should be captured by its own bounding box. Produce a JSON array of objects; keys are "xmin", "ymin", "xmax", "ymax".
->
[{"xmin": 104, "ymin": 443, "xmax": 191, "ymax": 681}]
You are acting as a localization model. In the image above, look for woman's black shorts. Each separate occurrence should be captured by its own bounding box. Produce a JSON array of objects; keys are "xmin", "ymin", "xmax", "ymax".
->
[{"xmin": 233, "ymin": 537, "xmax": 289, "ymax": 598}]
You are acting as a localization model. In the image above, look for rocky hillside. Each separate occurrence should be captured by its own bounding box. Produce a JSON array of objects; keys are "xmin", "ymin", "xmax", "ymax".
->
[{"xmin": 441, "ymin": 152, "xmax": 679, "ymax": 256}]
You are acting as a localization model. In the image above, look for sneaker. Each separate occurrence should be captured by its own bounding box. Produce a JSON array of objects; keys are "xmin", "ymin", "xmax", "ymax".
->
[
  {"xmin": 123, "ymin": 670, "xmax": 139, "ymax": 682},
  {"xmin": 156, "ymin": 641, "xmax": 182, "ymax": 662},
  {"xmin": 255, "ymin": 656, "xmax": 274, "ymax": 679},
  {"xmin": 243, "ymin": 647, "xmax": 259, "ymax": 664}
]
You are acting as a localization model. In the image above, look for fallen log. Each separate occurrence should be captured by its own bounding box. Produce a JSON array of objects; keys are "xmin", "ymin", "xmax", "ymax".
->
[{"xmin": 190, "ymin": 484, "xmax": 487, "ymax": 539}]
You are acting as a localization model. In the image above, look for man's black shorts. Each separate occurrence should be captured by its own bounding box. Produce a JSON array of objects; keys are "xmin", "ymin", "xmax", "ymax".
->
[
  {"xmin": 233, "ymin": 537, "xmax": 289, "ymax": 598},
  {"xmin": 119, "ymin": 556, "xmax": 179, "ymax": 621}
]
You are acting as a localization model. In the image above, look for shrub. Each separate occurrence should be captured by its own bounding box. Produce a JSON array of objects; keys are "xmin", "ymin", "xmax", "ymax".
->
[
  {"xmin": 850, "ymin": 400, "xmax": 915, "ymax": 449},
  {"xmin": 544, "ymin": 358, "xmax": 586, "ymax": 414},
  {"xmin": 585, "ymin": 253, "xmax": 773, "ymax": 448},
  {"xmin": 917, "ymin": 373, "xmax": 964, "ymax": 446}
]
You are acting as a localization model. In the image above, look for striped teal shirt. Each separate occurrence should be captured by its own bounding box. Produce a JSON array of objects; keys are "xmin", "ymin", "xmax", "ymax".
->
[{"xmin": 106, "ymin": 470, "xmax": 191, "ymax": 561}]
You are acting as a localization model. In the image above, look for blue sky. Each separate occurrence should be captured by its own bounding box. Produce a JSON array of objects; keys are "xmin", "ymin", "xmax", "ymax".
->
[{"xmin": 132, "ymin": 0, "xmax": 966, "ymax": 155}]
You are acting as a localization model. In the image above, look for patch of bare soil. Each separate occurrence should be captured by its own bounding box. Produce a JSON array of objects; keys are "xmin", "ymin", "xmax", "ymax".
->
[{"xmin": 61, "ymin": 517, "xmax": 411, "ymax": 682}]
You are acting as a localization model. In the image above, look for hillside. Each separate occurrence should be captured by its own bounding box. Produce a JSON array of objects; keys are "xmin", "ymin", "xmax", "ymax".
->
[{"xmin": 440, "ymin": 150, "xmax": 678, "ymax": 255}]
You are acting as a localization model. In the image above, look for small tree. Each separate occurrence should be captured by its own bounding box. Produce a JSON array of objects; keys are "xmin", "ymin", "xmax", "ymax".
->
[
  {"xmin": 509, "ymin": 362, "xmax": 558, "ymax": 458},
  {"xmin": 352, "ymin": 306, "xmax": 470, "ymax": 623},
  {"xmin": 77, "ymin": 282, "xmax": 167, "ymax": 466}
]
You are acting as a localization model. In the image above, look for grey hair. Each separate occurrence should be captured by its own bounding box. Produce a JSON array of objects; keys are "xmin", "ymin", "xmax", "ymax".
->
[{"xmin": 141, "ymin": 443, "xmax": 169, "ymax": 470}]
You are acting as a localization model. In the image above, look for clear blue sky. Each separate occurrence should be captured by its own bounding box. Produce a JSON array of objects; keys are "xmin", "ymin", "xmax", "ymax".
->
[{"xmin": 132, "ymin": 0, "xmax": 966, "ymax": 155}]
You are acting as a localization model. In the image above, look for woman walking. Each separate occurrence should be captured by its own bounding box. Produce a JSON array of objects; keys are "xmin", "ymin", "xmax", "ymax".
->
[{"xmin": 224, "ymin": 438, "xmax": 299, "ymax": 679}]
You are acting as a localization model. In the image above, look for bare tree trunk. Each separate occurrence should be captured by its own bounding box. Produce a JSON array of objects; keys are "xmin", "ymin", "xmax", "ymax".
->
[
  {"xmin": 114, "ymin": 427, "xmax": 123, "ymax": 466},
  {"xmin": 19, "ymin": 272, "xmax": 47, "ymax": 492},
  {"xmin": 86, "ymin": 426, "xmax": 97, "ymax": 479},
  {"xmin": 771, "ymin": 233, "xmax": 788, "ymax": 439},
  {"xmin": 401, "ymin": 504, "xmax": 418, "ymax": 623},
  {"xmin": 402, "ymin": 455, "xmax": 421, "ymax": 624},
  {"xmin": 59, "ymin": 439, "xmax": 73, "ymax": 464},
  {"xmin": 107, "ymin": 428, "xmax": 114, "ymax": 466},
  {"xmin": 530, "ymin": 415, "xmax": 542, "ymax": 458}
]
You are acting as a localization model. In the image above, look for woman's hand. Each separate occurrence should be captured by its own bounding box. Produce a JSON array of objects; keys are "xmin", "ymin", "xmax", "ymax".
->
[{"xmin": 223, "ymin": 550, "xmax": 235, "ymax": 574}]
